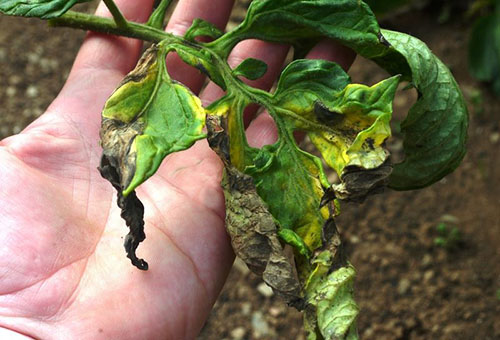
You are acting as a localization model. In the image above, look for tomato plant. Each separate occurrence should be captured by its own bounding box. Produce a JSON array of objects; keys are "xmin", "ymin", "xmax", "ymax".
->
[{"xmin": 0, "ymin": 0, "xmax": 468, "ymax": 339}]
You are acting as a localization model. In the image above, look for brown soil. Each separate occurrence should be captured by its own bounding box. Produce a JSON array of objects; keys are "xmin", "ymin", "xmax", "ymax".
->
[{"xmin": 1, "ymin": 2, "xmax": 499, "ymax": 340}]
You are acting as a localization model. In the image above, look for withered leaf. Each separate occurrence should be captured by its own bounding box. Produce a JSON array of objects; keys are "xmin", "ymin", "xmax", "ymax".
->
[
  {"xmin": 207, "ymin": 115, "xmax": 303, "ymax": 308},
  {"xmin": 99, "ymin": 44, "xmax": 206, "ymax": 269}
]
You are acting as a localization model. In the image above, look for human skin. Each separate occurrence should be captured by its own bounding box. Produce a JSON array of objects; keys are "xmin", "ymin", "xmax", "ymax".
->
[{"xmin": 0, "ymin": 0, "xmax": 354, "ymax": 339}]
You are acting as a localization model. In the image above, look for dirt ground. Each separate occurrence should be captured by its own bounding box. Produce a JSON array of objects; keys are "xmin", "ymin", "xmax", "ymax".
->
[{"xmin": 1, "ymin": 2, "xmax": 499, "ymax": 340}]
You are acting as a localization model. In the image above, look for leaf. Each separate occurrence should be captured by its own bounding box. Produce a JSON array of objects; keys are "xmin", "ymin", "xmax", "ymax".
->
[
  {"xmin": 0, "ymin": 0, "xmax": 90, "ymax": 19},
  {"xmin": 100, "ymin": 45, "xmax": 206, "ymax": 197},
  {"xmin": 272, "ymin": 60, "xmax": 399, "ymax": 200},
  {"xmin": 379, "ymin": 30, "xmax": 469, "ymax": 190},
  {"xmin": 245, "ymin": 137, "xmax": 331, "ymax": 253},
  {"xmin": 277, "ymin": 74, "xmax": 400, "ymax": 176},
  {"xmin": 232, "ymin": 58, "xmax": 268, "ymax": 80},
  {"xmin": 305, "ymin": 254, "xmax": 359, "ymax": 340},
  {"xmin": 206, "ymin": 115, "xmax": 304, "ymax": 307},
  {"xmin": 468, "ymin": 12, "xmax": 500, "ymax": 95},
  {"xmin": 99, "ymin": 45, "xmax": 206, "ymax": 268},
  {"xmin": 171, "ymin": 43, "xmax": 226, "ymax": 89},
  {"xmin": 184, "ymin": 18, "xmax": 224, "ymax": 41},
  {"xmin": 98, "ymin": 156, "xmax": 148, "ymax": 271},
  {"xmin": 227, "ymin": 0, "xmax": 405, "ymax": 63},
  {"xmin": 274, "ymin": 59, "xmax": 351, "ymax": 101}
]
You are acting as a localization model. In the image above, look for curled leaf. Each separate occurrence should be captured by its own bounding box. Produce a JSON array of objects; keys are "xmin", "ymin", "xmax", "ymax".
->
[
  {"xmin": 380, "ymin": 30, "xmax": 469, "ymax": 190},
  {"xmin": 98, "ymin": 156, "xmax": 148, "ymax": 270},
  {"xmin": 99, "ymin": 45, "xmax": 207, "ymax": 269}
]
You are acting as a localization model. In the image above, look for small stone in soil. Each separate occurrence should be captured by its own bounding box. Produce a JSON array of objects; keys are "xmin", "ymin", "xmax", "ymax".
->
[
  {"xmin": 230, "ymin": 327, "xmax": 246, "ymax": 340},
  {"xmin": 241, "ymin": 302, "xmax": 252, "ymax": 316},
  {"xmin": 26, "ymin": 85, "xmax": 39, "ymax": 98},
  {"xmin": 252, "ymin": 311, "xmax": 273, "ymax": 338},
  {"xmin": 398, "ymin": 278, "xmax": 411, "ymax": 295}
]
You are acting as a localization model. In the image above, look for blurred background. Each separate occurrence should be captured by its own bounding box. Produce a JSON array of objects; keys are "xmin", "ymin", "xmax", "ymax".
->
[{"xmin": 0, "ymin": 1, "xmax": 499, "ymax": 339}]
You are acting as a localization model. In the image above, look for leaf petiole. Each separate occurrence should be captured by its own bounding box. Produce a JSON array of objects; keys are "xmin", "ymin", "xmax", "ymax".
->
[{"xmin": 102, "ymin": 0, "xmax": 128, "ymax": 29}]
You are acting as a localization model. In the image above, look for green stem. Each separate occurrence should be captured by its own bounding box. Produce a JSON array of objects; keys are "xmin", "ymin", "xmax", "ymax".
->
[
  {"xmin": 103, "ymin": 0, "xmax": 128, "ymax": 29},
  {"xmin": 49, "ymin": 11, "xmax": 170, "ymax": 43}
]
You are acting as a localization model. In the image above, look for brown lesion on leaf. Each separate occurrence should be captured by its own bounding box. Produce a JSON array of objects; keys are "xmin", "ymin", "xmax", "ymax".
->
[
  {"xmin": 319, "ymin": 218, "xmax": 347, "ymax": 273},
  {"xmin": 332, "ymin": 161, "xmax": 393, "ymax": 203},
  {"xmin": 99, "ymin": 118, "xmax": 144, "ymax": 190},
  {"xmin": 119, "ymin": 45, "xmax": 159, "ymax": 85},
  {"xmin": 98, "ymin": 117, "xmax": 148, "ymax": 270},
  {"xmin": 207, "ymin": 114, "xmax": 304, "ymax": 309},
  {"xmin": 314, "ymin": 101, "xmax": 344, "ymax": 126}
]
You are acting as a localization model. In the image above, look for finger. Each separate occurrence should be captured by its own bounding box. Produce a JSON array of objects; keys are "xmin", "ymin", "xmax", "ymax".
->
[
  {"xmin": 165, "ymin": 0, "xmax": 235, "ymax": 93},
  {"xmin": 305, "ymin": 38, "xmax": 356, "ymax": 71},
  {"xmin": 245, "ymin": 39, "xmax": 356, "ymax": 147}
]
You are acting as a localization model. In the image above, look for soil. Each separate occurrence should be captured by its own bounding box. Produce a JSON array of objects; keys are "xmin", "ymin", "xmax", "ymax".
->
[{"xmin": 1, "ymin": 2, "xmax": 499, "ymax": 340}]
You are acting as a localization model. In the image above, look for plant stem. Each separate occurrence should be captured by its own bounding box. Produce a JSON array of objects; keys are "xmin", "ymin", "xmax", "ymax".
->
[
  {"xmin": 49, "ymin": 11, "xmax": 170, "ymax": 43},
  {"xmin": 103, "ymin": 0, "xmax": 128, "ymax": 29}
]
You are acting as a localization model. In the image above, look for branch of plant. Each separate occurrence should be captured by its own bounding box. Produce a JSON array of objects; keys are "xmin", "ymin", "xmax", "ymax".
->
[
  {"xmin": 102, "ymin": 0, "xmax": 128, "ymax": 29},
  {"xmin": 49, "ymin": 10, "xmax": 169, "ymax": 43}
]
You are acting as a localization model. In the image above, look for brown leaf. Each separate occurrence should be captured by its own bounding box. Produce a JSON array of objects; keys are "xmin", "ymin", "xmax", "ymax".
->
[
  {"xmin": 207, "ymin": 115, "xmax": 304, "ymax": 308},
  {"xmin": 332, "ymin": 162, "xmax": 392, "ymax": 203}
]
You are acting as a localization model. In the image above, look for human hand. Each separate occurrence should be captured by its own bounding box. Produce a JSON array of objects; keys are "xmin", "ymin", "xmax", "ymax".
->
[{"xmin": 0, "ymin": 1, "xmax": 354, "ymax": 339}]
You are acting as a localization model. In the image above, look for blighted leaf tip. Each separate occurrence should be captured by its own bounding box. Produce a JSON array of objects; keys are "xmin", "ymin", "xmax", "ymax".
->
[{"xmin": 98, "ymin": 154, "xmax": 149, "ymax": 271}]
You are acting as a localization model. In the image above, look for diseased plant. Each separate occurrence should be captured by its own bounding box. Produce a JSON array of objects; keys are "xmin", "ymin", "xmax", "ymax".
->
[{"xmin": 0, "ymin": 0, "xmax": 468, "ymax": 339}]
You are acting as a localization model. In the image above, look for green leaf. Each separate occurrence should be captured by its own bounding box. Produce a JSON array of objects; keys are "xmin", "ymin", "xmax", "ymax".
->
[
  {"xmin": 227, "ymin": 0, "xmax": 398, "ymax": 60},
  {"xmin": 184, "ymin": 18, "xmax": 224, "ymax": 41},
  {"xmin": 468, "ymin": 13, "xmax": 500, "ymax": 95},
  {"xmin": 100, "ymin": 45, "xmax": 206, "ymax": 196},
  {"xmin": 0, "ymin": 0, "xmax": 90, "ymax": 19},
  {"xmin": 274, "ymin": 59, "xmax": 351, "ymax": 101},
  {"xmin": 379, "ymin": 30, "xmax": 469, "ymax": 190},
  {"xmin": 232, "ymin": 58, "xmax": 268, "ymax": 80},
  {"xmin": 245, "ymin": 137, "xmax": 331, "ymax": 252}
]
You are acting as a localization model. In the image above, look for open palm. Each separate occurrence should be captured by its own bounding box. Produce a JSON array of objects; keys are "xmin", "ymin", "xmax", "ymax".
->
[{"xmin": 0, "ymin": 1, "xmax": 353, "ymax": 339}]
